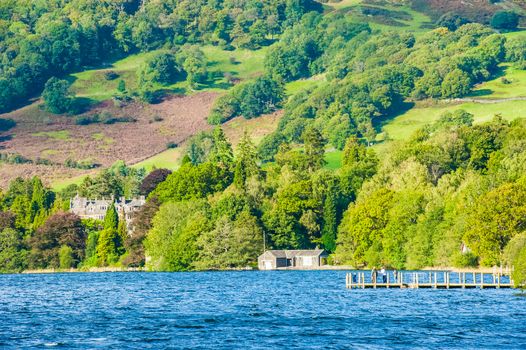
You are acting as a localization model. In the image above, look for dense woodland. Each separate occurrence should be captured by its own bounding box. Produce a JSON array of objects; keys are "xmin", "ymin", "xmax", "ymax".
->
[
  {"xmin": 1, "ymin": 0, "xmax": 526, "ymax": 286},
  {"xmin": 0, "ymin": 0, "xmax": 322, "ymax": 112}
]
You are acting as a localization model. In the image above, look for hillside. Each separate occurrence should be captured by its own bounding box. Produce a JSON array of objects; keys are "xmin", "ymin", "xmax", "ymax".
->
[
  {"xmin": 411, "ymin": 0, "xmax": 526, "ymax": 24},
  {"xmin": 0, "ymin": 0, "xmax": 525, "ymax": 187}
]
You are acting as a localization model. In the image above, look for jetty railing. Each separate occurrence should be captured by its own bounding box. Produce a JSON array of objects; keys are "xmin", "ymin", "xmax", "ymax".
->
[{"xmin": 345, "ymin": 270, "xmax": 513, "ymax": 289}]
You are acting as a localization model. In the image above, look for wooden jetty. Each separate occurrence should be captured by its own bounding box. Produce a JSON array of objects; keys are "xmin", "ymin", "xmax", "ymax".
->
[{"xmin": 346, "ymin": 270, "xmax": 514, "ymax": 289}]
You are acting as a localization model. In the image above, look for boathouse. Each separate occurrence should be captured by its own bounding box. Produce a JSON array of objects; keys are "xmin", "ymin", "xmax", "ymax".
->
[{"xmin": 258, "ymin": 249, "xmax": 329, "ymax": 270}]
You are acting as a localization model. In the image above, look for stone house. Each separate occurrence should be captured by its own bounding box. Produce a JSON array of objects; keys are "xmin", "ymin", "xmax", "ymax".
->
[
  {"xmin": 258, "ymin": 249, "xmax": 329, "ymax": 270},
  {"xmin": 69, "ymin": 195, "xmax": 145, "ymax": 233}
]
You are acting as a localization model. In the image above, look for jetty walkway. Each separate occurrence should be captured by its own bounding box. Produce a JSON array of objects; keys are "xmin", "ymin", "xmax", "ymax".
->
[{"xmin": 346, "ymin": 270, "xmax": 513, "ymax": 289}]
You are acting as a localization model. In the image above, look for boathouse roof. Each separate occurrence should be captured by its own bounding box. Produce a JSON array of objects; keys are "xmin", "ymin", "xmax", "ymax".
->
[{"xmin": 263, "ymin": 249, "xmax": 328, "ymax": 259}]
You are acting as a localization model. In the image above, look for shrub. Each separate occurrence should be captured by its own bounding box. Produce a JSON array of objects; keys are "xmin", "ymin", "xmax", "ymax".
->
[
  {"xmin": 152, "ymin": 115, "xmax": 164, "ymax": 123},
  {"xmin": 75, "ymin": 114, "xmax": 100, "ymax": 125},
  {"xmin": 64, "ymin": 158, "xmax": 98, "ymax": 169},
  {"xmin": 0, "ymin": 153, "xmax": 31, "ymax": 164},
  {"xmin": 104, "ymin": 71, "xmax": 119, "ymax": 80},
  {"xmin": 491, "ymin": 11, "xmax": 519, "ymax": 30},
  {"xmin": 166, "ymin": 142, "xmax": 178, "ymax": 149},
  {"xmin": 452, "ymin": 252, "xmax": 479, "ymax": 268}
]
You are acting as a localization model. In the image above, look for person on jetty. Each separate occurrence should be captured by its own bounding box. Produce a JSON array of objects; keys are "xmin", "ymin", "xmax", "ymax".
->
[
  {"xmin": 371, "ymin": 267, "xmax": 377, "ymax": 283},
  {"xmin": 393, "ymin": 269, "xmax": 398, "ymax": 283},
  {"xmin": 381, "ymin": 267, "xmax": 387, "ymax": 283}
]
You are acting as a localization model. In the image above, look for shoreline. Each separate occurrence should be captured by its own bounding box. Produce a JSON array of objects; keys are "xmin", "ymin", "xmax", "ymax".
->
[{"xmin": 10, "ymin": 265, "xmax": 512, "ymax": 274}]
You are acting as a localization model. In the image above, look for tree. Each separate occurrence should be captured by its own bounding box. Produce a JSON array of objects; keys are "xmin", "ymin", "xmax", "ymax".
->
[
  {"xmin": 103, "ymin": 203, "xmax": 119, "ymax": 230},
  {"xmin": 342, "ymin": 137, "xmax": 366, "ymax": 168},
  {"xmin": 144, "ymin": 200, "xmax": 210, "ymax": 271},
  {"xmin": 512, "ymin": 245, "xmax": 526, "ymax": 289},
  {"xmin": 208, "ymin": 75, "xmax": 284, "ymax": 124},
  {"xmin": 335, "ymin": 188, "xmax": 395, "ymax": 266},
  {"xmin": 437, "ymin": 13, "xmax": 469, "ymax": 31},
  {"xmin": 195, "ymin": 211, "xmax": 263, "ymax": 269},
  {"xmin": 303, "ymin": 127, "xmax": 326, "ymax": 172},
  {"xmin": 258, "ymin": 132, "xmax": 286, "ymax": 162},
  {"xmin": 118, "ymin": 211, "xmax": 128, "ymax": 242},
  {"xmin": 491, "ymin": 11, "xmax": 519, "ymax": 31},
  {"xmin": 140, "ymin": 169, "xmax": 172, "ymax": 196},
  {"xmin": 234, "ymin": 132, "xmax": 259, "ymax": 188},
  {"xmin": 441, "ymin": 69, "xmax": 472, "ymax": 98},
  {"xmin": 209, "ymin": 127, "xmax": 234, "ymax": 167},
  {"xmin": 96, "ymin": 203, "xmax": 124, "ymax": 265},
  {"xmin": 42, "ymin": 77, "xmax": 73, "ymax": 114},
  {"xmin": 176, "ymin": 46, "xmax": 208, "ymax": 88},
  {"xmin": 29, "ymin": 212, "xmax": 86, "ymax": 269},
  {"xmin": 59, "ymin": 245, "xmax": 74, "ymax": 269},
  {"xmin": 0, "ymin": 228, "xmax": 28, "ymax": 272},
  {"xmin": 321, "ymin": 193, "xmax": 337, "ymax": 253},
  {"xmin": 152, "ymin": 162, "xmax": 232, "ymax": 203},
  {"xmin": 124, "ymin": 197, "xmax": 161, "ymax": 267},
  {"xmin": 137, "ymin": 52, "xmax": 181, "ymax": 85},
  {"xmin": 83, "ymin": 219, "xmax": 102, "ymax": 267},
  {"xmin": 117, "ymin": 80, "xmax": 127, "ymax": 94},
  {"xmin": 463, "ymin": 182, "xmax": 526, "ymax": 266},
  {"xmin": 96, "ymin": 228, "xmax": 124, "ymax": 266}
]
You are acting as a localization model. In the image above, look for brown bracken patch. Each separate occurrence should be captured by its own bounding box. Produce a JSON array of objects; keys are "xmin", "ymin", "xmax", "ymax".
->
[{"xmin": 0, "ymin": 92, "xmax": 219, "ymax": 187}]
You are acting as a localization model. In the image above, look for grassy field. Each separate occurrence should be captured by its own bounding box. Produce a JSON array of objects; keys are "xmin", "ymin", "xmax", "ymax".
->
[
  {"xmin": 285, "ymin": 75, "xmax": 325, "ymax": 96},
  {"xmin": 325, "ymin": 149, "xmax": 343, "ymax": 170},
  {"xmin": 70, "ymin": 45, "xmax": 268, "ymax": 102},
  {"xmin": 503, "ymin": 30, "xmax": 526, "ymax": 39},
  {"xmin": 470, "ymin": 64, "xmax": 526, "ymax": 99},
  {"xmin": 381, "ymin": 100, "xmax": 526, "ymax": 141},
  {"xmin": 131, "ymin": 148, "xmax": 182, "ymax": 172},
  {"xmin": 326, "ymin": 0, "xmax": 432, "ymax": 34}
]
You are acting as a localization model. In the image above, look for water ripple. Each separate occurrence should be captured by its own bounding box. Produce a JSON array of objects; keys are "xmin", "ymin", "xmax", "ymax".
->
[{"xmin": 0, "ymin": 271, "xmax": 526, "ymax": 349}]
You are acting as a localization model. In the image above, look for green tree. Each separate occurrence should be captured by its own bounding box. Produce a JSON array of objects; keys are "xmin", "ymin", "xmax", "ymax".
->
[
  {"xmin": 234, "ymin": 132, "xmax": 259, "ymax": 188},
  {"xmin": 176, "ymin": 45, "xmax": 208, "ymax": 89},
  {"xmin": 335, "ymin": 188, "xmax": 395, "ymax": 266},
  {"xmin": 463, "ymin": 182, "xmax": 526, "ymax": 266},
  {"xmin": 491, "ymin": 11, "xmax": 519, "ymax": 30},
  {"xmin": 96, "ymin": 203, "xmax": 124, "ymax": 265},
  {"xmin": 441, "ymin": 69, "xmax": 472, "ymax": 98},
  {"xmin": 195, "ymin": 211, "xmax": 263, "ymax": 269},
  {"xmin": 137, "ymin": 52, "xmax": 181, "ymax": 85},
  {"xmin": 59, "ymin": 245, "xmax": 74, "ymax": 269},
  {"xmin": 117, "ymin": 80, "xmax": 126, "ymax": 94},
  {"xmin": 103, "ymin": 203, "xmax": 119, "ymax": 230},
  {"xmin": 209, "ymin": 127, "xmax": 234, "ymax": 167},
  {"xmin": 321, "ymin": 192, "xmax": 337, "ymax": 253},
  {"xmin": 96, "ymin": 228, "xmax": 123, "ymax": 266},
  {"xmin": 303, "ymin": 127, "xmax": 326, "ymax": 172},
  {"xmin": 42, "ymin": 77, "xmax": 74, "ymax": 114},
  {"xmin": 145, "ymin": 200, "xmax": 210, "ymax": 271},
  {"xmin": 118, "ymin": 212, "xmax": 128, "ymax": 243},
  {"xmin": 0, "ymin": 228, "xmax": 28, "ymax": 272},
  {"xmin": 84, "ymin": 229, "xmax": 100, "ymax": 267},
  {"xmin": 512, "ymin": 245, "xmax": 526, "ymax": 289}
]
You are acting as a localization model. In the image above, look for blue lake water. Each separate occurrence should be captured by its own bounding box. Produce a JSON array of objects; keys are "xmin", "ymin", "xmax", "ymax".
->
[{"xmin": 1, "ymin": 271, "xmax": 526, "ymax": 349}]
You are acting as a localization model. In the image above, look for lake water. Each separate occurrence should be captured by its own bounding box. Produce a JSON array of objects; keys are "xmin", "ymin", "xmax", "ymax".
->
[{"xmin": 1, "ymin": 271, "xmax": 526, "ymax": 349}]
